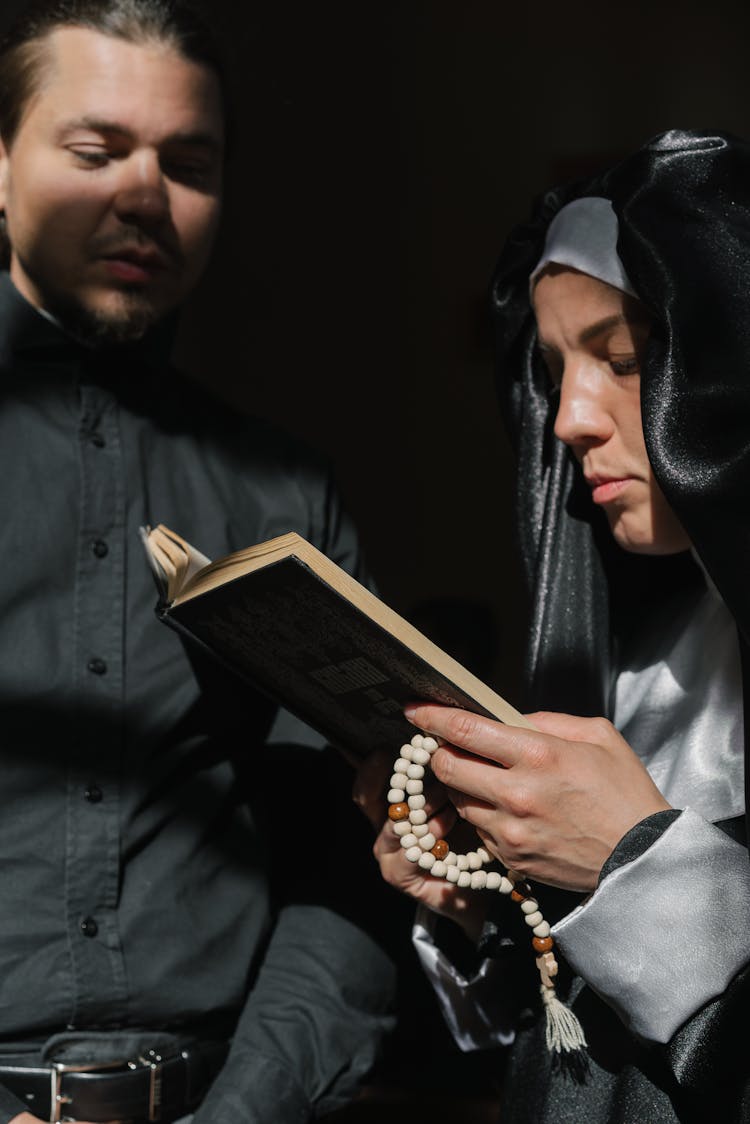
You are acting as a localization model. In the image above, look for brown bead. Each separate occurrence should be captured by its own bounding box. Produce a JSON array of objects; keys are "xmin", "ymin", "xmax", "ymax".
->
[
  {"xmin": 510, "ymin": 890, "xmax": 525, "ymax": 902},
  {"xmin": 431, "ymin": 839, "xmax": 449, "ymax": 860},
  {"xmin": 388, "ymin": 803, "xmax": 410, "ymax": 822},
  {"xmin": 532, "ymin": 936, "xmax": 555, "ymax": 954}
]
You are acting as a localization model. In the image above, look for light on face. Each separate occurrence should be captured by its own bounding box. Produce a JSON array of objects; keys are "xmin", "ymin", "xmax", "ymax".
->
[{"xmin": 533, "ymin": 266, "xmax": 691, "ymax": 555}]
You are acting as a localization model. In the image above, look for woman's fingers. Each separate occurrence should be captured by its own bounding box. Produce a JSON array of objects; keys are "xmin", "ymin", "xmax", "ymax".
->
[{"xmin": 404, "ymin": 704, "xmax": 538, "ymax": 767}]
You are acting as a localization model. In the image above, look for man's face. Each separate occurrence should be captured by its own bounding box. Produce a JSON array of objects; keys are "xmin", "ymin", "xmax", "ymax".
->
[
  {"xmin": 533, "ymin": 265, "xmax": 691, "ymax": 556},
  {"xmin": 0, "ymin": 26, "xmax": 224, "ymax": 343}
]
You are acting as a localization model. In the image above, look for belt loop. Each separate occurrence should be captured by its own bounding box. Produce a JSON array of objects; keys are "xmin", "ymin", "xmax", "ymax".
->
[
  {"xmin": 50, "ymin": 1065, "xmax": 72, "ymax": 1123},
  {"xmin": 139, "ymin": 1050, "xmax": 163, "ymax": 1122}
]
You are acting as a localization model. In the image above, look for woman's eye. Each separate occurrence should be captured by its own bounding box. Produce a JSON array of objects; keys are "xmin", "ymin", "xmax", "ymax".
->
[{"xmin": 609, "ymin": 356, "xmax": 640, "ymax": 375}]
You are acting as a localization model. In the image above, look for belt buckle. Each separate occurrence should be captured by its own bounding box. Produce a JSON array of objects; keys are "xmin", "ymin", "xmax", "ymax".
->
[
  {"xmin": 135, "ymin": 1049, "xmax": 163, "ymax": 1122},
  {"xmin": 50, "ymin": 1058, "xmax": 131, "ymax": 1124}
]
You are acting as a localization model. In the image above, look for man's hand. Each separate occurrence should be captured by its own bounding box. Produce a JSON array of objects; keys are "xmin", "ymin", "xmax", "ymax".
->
[
  {"xmin": 352, "ymin": 748, "xmax": 488, "ymax": 940},
  {"xmin": 403, "ymin": 704, "xmax": 671, "ymax": 892}
]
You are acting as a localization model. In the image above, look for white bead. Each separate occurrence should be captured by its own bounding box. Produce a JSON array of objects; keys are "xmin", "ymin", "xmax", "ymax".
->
[
  {"xmin": 411, "ymin": 734, "xmax": 425, "ymax": 748},
  {"xmin": 390, "ymin": 773, "xmax": 406, "ymax": 788},
  {"xmin": 498, "ymin": 877, "xmax": 514, "ymax": 894},
  {"xmin": 393, "ymin": 758, "xmax": 410, "ymax": 774},
  {"xmin": 408, "ymin": 794, "xmax": 425, "ymax": 810},
  {"xmin": 521, "ymin": 899, "xmax": 539, "ymax": 914},
  {"xmin": 405, "ymin": 779, "xmax": 423, "ymax": 795},
  {"xmin": 485, "ymin": 872, "xmax": 502, "ymax": 891},
  {"xmin": 422, "ymin": 736, "xmax": 438, "ymax": 752},
  {"xmin": 411, "ymin": 820, "xmax": 428, "ymax": 834},
  {"xmin": 470, "ymin": 870, "xmax": 488, "ymax": 889},
  {"xmin": 446, "ymin": 866, "xmax": 460, "ymax": 883},
  {"xmin": 457, "ymin": 871, "xmax": 472, "ymax": 888},
  {"xmin": 418, "ymin": 851, "xmax": 436, "ymax": 870},
  {"xmin": 387, "ymin": 789, "xmax": 405, "ymax": 803},
  {"xmin": 525, "ymin": 910, "xmax": 544, "ymax": 927},
  {"xmin": 467, "ymin": 852, "xmax": 482, "ymax": 871},
  {"xmin": 400, "ymin": 834, "xmax": 418, "ymax": 849},
  {"xmin": 476, "ymin": 847, "xmax": 491, "ymax": 864},
  {"xmin": 405, "ymin": 846, "xmax": 422, "ymax": 863},
  {"xmin": 392, "ymin": 821, "xmax": 412, "ymax": 837},
  {"xmin": 431, "ymin": 861, "xmax": 447, "ymax": 878},
  {"xmin": 400, "ymin": 744, "xmax": 414, "ymax": 762},
  {"xmin": 411, "ymin": 748, "xmax": 431, "ymax": 766},
  {"xmin": 406, "ymin": 764, "xmax": 425, "ymax": 780},
  {"xmin": 418, "ymin": 832, "xmax": 437, "ymax": 851},
  {"xmin": 533, "ymin": 921, "xmax": 551, "ymax": 938},
  {"xmin": 445, "ymin": 852, "xmax": 458, "ymax": 866},
  {"xmin": 456, "ymin": 855, "xmax": 469, "ymax": 871}
]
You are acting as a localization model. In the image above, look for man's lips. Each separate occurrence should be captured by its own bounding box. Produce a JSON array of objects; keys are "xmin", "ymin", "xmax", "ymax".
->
[
  {"xmin": 585, "ymin": 474, "xmax": 634, "ymax": 504},
  {"xmin": 99, "ymin": 247, "xmax": 169, "ymax": 283}
]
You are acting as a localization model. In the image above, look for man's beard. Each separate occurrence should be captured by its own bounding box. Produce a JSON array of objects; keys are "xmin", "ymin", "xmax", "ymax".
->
[{"xmin": 45, "ymin": 287, "xmax": 163, "ymax": 348}]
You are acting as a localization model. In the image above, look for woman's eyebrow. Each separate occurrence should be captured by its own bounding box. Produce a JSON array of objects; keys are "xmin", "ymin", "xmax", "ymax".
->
[{"xmin": 579, "ymin": 312, "xmax": 651, "ymax": 344}]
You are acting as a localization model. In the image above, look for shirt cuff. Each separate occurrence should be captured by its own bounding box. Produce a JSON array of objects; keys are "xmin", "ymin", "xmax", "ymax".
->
[
  {"xmin": 412, "ymin": 905, "xmax": 515, "ymax": 1052},
  {"xmin": 552, "ymin": 807, "xmax": 750, "ymax": 1042},
  {"xmin": 190, "ymin": 1050, "xmax": 310, "ymax": 1124},
  {"xmin": 599, "ymin": 808, "xmax": 683, "ymax": 883}
]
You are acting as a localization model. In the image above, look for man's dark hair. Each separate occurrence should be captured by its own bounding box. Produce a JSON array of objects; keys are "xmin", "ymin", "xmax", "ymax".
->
[{"xmin": 0, "ymin": 0, "xmax": 230, "ymax": 266}]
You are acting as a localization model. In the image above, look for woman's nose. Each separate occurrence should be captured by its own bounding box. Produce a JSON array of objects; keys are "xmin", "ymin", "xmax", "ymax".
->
[{"xmin": 553, "ymin": 359, "xmax": 615, "ymax": 450}]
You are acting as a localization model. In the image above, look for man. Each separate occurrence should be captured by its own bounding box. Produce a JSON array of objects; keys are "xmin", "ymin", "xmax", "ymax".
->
[{"xmin": 0, "ymin": 3, "xmax": 393, "ymax": 1122}]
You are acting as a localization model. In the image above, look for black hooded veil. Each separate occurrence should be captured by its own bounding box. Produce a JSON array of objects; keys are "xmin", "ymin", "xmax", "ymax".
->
[
  {"xmin": 492, "ymin": 127, "xmax": 750, "ymax": 795},
  {"xmin": 487, "ymin": 130, "xmax": 750, "ymax": 1123}
]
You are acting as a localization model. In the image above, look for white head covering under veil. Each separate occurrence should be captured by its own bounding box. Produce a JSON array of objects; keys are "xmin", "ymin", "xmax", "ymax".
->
[{"xmin": 529, "ymin": 196, "xmax": 637, "ymax": 296}]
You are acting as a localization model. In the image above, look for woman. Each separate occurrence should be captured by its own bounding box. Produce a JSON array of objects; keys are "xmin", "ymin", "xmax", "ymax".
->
[{"xmin": 360, "ymin": 129, "xmax": 750, "ymax": 1122}]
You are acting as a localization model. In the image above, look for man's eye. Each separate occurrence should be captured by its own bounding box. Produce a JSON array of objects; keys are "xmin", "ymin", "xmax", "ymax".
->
[
  {"xmin": 164, "ymin": 159, "xmax": 213, "ymax": 185},
  {"xmin": 69, "ymin": 147, "xmax": 109, "ymax": 167},
  {"xmin": 609, "ymin": 356, "xmax": 640, "ymax": 375}
]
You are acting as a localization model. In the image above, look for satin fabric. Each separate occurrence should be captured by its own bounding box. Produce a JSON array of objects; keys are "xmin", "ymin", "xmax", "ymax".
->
[
  {"xmin": 614, "ymin": 583, "xmax": 744, "ymax": 822},
  {"xmin": 491, "ymin": 127, "xmax": 750, "ymax": 805},
  {"xmin": 490, "ymin": 129, "xmax": 750, "ymax": 1119}
]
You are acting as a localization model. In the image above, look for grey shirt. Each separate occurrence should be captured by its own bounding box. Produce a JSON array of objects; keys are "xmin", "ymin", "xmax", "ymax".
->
[{"xmin": 0, "ymin": 274, "xmax": 393, "ymax": 1122}]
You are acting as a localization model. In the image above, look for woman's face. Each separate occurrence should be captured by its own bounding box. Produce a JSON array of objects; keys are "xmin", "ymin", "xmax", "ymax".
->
[{"xmin": 533, "ymin": 265, "xmax": 691, "ymax": 555}]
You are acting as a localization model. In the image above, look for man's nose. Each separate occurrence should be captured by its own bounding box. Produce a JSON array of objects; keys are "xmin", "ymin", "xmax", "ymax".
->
[
  {"xmin": 553, "ymin": 360, "xmax": 614, "ymax": 450},
  {"xmin": 113, "ymin": 152, "xmax": 169, "ymax": 227}
]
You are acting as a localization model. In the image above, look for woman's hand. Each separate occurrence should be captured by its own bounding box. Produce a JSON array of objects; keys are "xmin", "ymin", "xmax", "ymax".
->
[
  {"xmin": 403, "ymin": 704, "xmax": 671, "ymax": 892},
  {"xmin": 352, "ymin": 748, "xmax": 488, "ymax": 940}
]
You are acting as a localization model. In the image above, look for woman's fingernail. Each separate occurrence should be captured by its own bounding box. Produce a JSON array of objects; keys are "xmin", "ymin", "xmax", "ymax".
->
[{"xmin": 403, "ymin": 704, "xmax": 418, "ymax": 721}]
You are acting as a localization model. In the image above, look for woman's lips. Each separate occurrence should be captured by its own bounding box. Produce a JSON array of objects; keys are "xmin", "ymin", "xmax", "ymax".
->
[{"xmin": 588, "ymin": 477, "xmax": 632, "ymax": 504}]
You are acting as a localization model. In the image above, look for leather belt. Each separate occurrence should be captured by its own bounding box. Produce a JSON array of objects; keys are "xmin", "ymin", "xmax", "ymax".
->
[{"xmin": 0, "ymin": 1041, "xmax": 228, "ymax": 1123}]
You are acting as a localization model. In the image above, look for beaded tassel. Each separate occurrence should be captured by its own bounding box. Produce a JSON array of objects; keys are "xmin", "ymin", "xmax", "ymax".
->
[{"xmin": 389, "ymin": 733, "xmax": 587, "ymax": 1056}]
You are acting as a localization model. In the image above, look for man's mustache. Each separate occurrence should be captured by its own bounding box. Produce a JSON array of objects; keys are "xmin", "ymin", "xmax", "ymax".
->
[{"xmin": 89, "ymin": 227, "xmax": 183, "ymax": 269}]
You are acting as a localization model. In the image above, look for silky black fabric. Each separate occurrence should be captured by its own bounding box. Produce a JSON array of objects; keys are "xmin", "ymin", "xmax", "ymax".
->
[
  {"xmin": 489, "ymin": 130, "xmax": 750, "ymax": 1121},
  {"xmin": 0, "ymin": 274, "xmax": 395, "ymax": 1123}
]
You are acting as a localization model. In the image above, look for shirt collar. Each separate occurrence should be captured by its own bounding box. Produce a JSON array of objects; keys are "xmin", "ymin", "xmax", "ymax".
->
[{"xmin": 0, "ymin": 271, "xmax": 178, "ymax": 372}]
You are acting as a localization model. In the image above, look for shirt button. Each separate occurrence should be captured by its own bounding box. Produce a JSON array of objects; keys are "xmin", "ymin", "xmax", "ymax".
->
[
  {"xmin": 87, "ymin": 658, "xmax": 107, "ymax": 676},
  {"xmin": 85, "ymin": 785, "xmax": 103, "ymax": 804},
  {"xmin": 90, "ymin": 433, "xmax": 106, "ymax": 448},
  {"xmin": 91, "ymin": 539, "xmax": 109, "ymax": 559},
  {"xmin": 80, "ymin": 917, "xmax": 98, "ymax": 938}
]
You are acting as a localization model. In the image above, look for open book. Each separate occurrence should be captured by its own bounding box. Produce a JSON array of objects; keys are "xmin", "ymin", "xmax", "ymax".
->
[{"xmin": 143, "ymin": 524, "xmax": 531, "ymax": 757}]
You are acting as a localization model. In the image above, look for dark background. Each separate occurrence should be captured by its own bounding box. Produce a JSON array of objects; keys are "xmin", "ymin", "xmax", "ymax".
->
[
  {"xmin": 178, "ymin": 0, "xmax": 750, "ymax": 699},
  {"xmin": 5, "ymin": 0, "xmax": 750, "ymax": 693},
  {"xmin": 4, "ymin": 2, "xmax": 750, "ymax": 1116}
]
